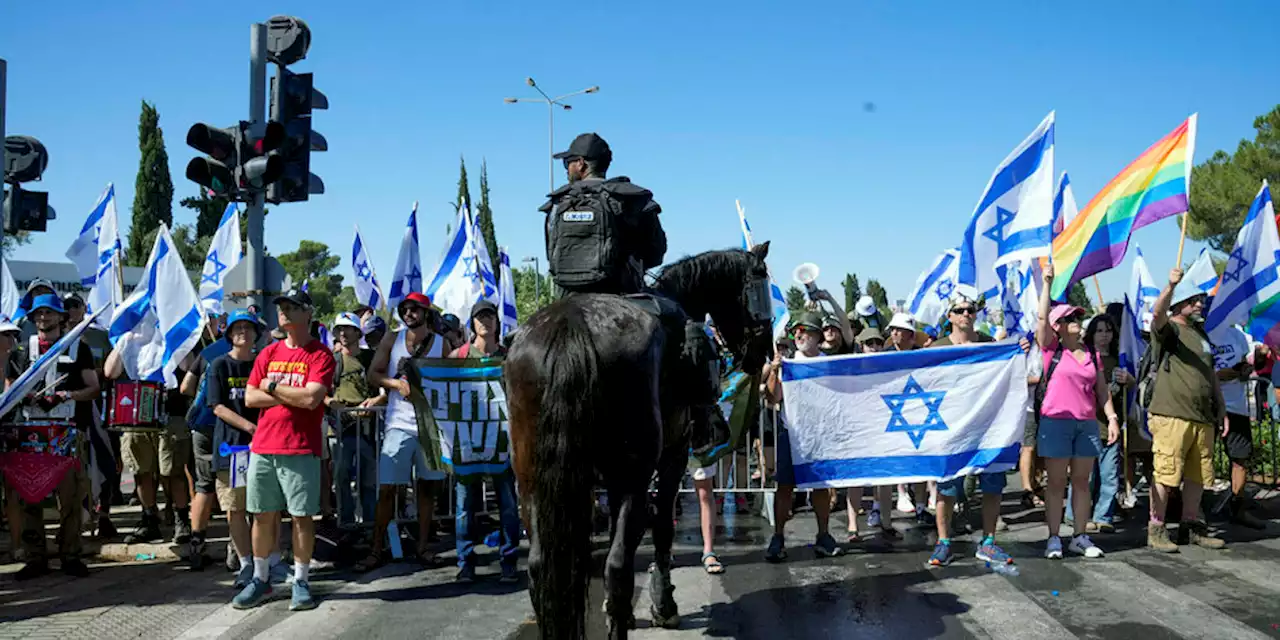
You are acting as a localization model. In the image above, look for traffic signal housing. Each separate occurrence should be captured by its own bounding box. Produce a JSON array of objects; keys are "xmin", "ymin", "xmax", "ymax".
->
[
  {"xmin": 267, "ymin": 68, "xmax": 327, "ymax": 203},
  {"xmin": 3, "ymin": 187, "xmax": 54, "ymax": 234},
  {"xmin": 184, "ymin": 121, "xmax": 286, "ymax": 199}
]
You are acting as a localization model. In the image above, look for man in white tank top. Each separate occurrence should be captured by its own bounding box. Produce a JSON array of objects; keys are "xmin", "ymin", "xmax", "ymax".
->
[{"xmin": 360, "ymin": 292, "xmax": 447, "ymax": 569}]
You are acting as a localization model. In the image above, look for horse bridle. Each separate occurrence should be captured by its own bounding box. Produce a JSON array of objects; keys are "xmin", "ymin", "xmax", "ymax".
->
[{"xmin": 738, "ymin": 272, "xmax": 773, "ymax": 354}]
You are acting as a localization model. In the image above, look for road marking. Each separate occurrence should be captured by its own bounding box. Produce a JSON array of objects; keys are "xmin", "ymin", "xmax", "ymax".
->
[{"xmin": 916, "ymin": 572, "xmax": 1076, "ymax": 640}]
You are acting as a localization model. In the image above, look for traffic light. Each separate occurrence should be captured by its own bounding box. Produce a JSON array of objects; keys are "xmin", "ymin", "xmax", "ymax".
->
[
  {"xmin": 266, "ymin": 68, "xmax": 327, "ymax": 203},
  {"xmin": 3, "ymin": 135, "xmax": 55, "ymax": 234},
  {"xmin": 184, "ymin": 121, "xmax": 286, "ymax": 198}
]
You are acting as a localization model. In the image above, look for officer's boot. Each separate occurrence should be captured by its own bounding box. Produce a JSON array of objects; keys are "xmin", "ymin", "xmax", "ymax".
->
[{"xmin": 683, "ymin": 321, "xmax": 729, "ymax": 458}]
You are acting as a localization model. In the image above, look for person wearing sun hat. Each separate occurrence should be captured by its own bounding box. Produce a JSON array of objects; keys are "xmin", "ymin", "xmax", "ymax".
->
[{"xmin": 326, "ymin": 310, "xmax": 382, "ymax": 528}]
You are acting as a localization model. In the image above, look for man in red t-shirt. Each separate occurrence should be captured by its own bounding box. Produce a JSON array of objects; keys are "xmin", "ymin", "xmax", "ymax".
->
[{"xmin": 232, "ymin": 290, "xmax": 334, "ymax": 612}]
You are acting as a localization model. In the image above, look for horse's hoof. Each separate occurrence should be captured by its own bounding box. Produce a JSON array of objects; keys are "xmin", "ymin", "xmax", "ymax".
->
[{"xmin": 651, "ymin": 606, "xmax": 681, "ymax": 630}]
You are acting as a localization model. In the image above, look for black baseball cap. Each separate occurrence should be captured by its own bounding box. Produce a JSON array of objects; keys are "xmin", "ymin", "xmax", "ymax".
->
[
  {"xmin": 470, "ymin": 300, "xmax": 498, "ymax": 319},
  {"xmin": 273, "ymin": 289, "xmax": 314, "ymax": 308},
  {"xmin": 552, "ymin": 133, "xmax": 612, "ymax": 161}
]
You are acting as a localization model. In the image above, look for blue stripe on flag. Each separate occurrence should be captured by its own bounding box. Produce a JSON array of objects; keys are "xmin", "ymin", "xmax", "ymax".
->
[
  {"xmin": 793, "ymin": 444, "xmax": 1020, "ymax": 484},
  {"xmin": 909, "ymin": 252, "xmax": 955, "ymax": 313},
  {"xmin": 969, "ymin": 127, "xmax": 1054, "ymax": 218},
  {"xmin": 423, "ymin": 224, "xmax": 470, "ymax": 296},
  {"xmin": 783, "ymin": 340, "xmax": 1024, "ymax": 382},
  {"xmin": 417, "ymin": 366, "xmax": 504, "ymax": 379},
  {"xmin": 161, "ymin": 306, "xmax": 203, "ymax": 368}
]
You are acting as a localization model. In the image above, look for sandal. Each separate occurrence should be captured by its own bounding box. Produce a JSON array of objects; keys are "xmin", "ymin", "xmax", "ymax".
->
[
  {"xmin": 354, "ymin": 552, "xmax": 386, "ymax": 572},
  {"xmin": 701, "ymin": 552, "xmax": 725, "ymax": 575},
  {"xmin": 846, "ymin": 531, "xmax": 860, "ymax": 543}
]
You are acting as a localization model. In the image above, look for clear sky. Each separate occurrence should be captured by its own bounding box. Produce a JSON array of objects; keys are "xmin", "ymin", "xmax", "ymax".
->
[{"xmin": 1, "ymin": 1, "xmax": 1268, "ymax": 311}]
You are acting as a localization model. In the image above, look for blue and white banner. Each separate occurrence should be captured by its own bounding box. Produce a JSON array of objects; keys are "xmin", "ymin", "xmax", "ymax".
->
[
  {"xmin": 1206, "ymin": 182, "xmax": 1280, "ymax": 336},
  {"xmin": 1185, "ymin": 248, "xmax": 1220, "ymax": 297},
  {"xmin": 198, "ymin": 204, "xmax": 241, "ymax": 317},
  {"xmin": 425, "ymin": 202, "xmax": 498, "ymax": 322},
  {"xmin": 780, "ymin": 341, "xmax": 1029, "ymax": 488},
  {"xmin": 907, "ymin": 248, "xmax": 961, "ymax": 331},
  {"xmin": 65, "ymin": 183, "xmax": 114, "ymax": 288},
  {"xmin": 999, "ymin": 261, "xmax": 1039, "ymax": 336},
  {"xmin": 108, "ymin": 224, "xmax": 206, "ymax": 388},
  {"xmin": 1051, "ymin": 172, "xmax": 1078, "ymax": 238},
  {"xmin": 1118, "ymin": 293, "xmax": 1151, "ymax": 441},
  {"xmin": 65, "ymin": 184, "xmax": 123, "ymax": 327},
  {"xmin": 351, "ymin": 226, "xmax": 386, "ymax": 312},
  {"xmin": 388, "ymin": 202, "xmax": 423, "ymax": 311},
  {"xmin": 959, "ymin": 112, "xmax": 1056, "ymax": 296},
  {"xmin": 0, "ymin": 309, "xmax": 107, "ymax": 420},
  {"xmin": 1130, "ymin": 244, "xmax": 1159, "ymax": 327},
  {"xmin": 497, "ymin": 247, "xmax": 518, "ymax": 337}
]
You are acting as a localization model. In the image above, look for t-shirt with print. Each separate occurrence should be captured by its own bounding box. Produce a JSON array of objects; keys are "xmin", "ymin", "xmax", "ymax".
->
[
  {"xmin": 1148, "ymin": 321, "xmax": 1219, "ymax": 425},
  {"xmin": 207, "ymin": 353, "xmax": 257, "ymax": 470},
  {"xmin": 1040, "ymin": 345, "xmax": 1100, "ymax": 421},
  {"xmin": 1210, "ymin": 326, "xmax": 1250, "ymax": 417},
  {"xmin": 247, "ymin": 338, "xmax": 335, "ymax": 456}
]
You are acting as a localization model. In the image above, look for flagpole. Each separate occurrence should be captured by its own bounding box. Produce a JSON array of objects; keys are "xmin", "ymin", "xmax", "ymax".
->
[
  {"xmin": 1092, "ymin": 275, "xmax": 1105, "ymax": 308},
  {"xmin": 1176, "ymin": 213, "xmax": 1190, "ymax": 267}
]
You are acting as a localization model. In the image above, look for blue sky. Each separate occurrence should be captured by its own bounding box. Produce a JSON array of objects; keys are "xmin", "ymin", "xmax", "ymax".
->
[{"xmin": 2, "ymin": 1, "xmax": 1268, "ymax": 310}]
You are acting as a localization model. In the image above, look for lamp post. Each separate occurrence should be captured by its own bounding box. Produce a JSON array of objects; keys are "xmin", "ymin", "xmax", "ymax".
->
[
  {"xmin": 522, "ymin": 256, "xmax": 541, "ymax": 306},
  {"xmin": 504, "ymin": 78, "xmax": 599, "ymax": 193}
]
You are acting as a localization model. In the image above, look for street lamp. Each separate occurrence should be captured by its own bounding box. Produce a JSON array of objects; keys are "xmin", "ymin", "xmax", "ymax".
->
[
  {"xmin": 522, "ymin": 256, "xmax": 541, "ymax": 305},
  {"xmin": 504, "ymin": 77, "xmax": 599, "ymax": 193}
]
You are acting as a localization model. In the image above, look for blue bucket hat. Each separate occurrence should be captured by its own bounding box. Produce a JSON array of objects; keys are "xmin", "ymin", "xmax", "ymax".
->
[
  {"xmin": 223, "ymin": 309, "xmax": 265, "ymax": 343},
  {"xmin": 29, "ymin": 293, "xmax": 67, "ymax": 317}
]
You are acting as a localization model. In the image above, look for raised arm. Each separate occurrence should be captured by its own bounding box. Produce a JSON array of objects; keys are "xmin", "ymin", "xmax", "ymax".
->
[
  {"xmin": 1036, "ymin": 263, "xmax": 1055, "ymax": 350},
  {"xmin": 1150, "ymin": 268, "xmax": 1183, "ymax": 335}
]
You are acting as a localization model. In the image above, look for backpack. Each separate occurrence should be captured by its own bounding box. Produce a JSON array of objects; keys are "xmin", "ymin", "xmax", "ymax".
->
[
  {"xmin": 545, "ymin": 178, "xmax": 656, "ymax": 292},
  {"xmin": 1034, "ymin": 345, "xmax": 1098, "ymax": 418},
  {"xmin": 1136, "ymin": 330, "xmax": 1173, "ymax": 410}
]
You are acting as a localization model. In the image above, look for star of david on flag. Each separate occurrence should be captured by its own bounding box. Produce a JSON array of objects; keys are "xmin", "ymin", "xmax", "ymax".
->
[
  {"xmin": 351, "ymin": 226, "xmax": 385, "ymax": 311},
  {"xmin": 907, "ymin": 249, "xmax": 960, "ymax": 331},
  {"xmin": 881, "ymin": 376, "xmax": 948, "ymax": 449},
  {"xmin": 1207, "ymin": 181, "xmax": 1280, "ymax": 337},
  {"xmin": 198, "ymin": 204, "xmax": 242, "ymax": 316}
]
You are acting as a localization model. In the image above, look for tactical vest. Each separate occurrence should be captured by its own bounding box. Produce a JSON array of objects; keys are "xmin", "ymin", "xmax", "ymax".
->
[{"xmin": 542, "ymin": 177, "xmax": 659, "ymax": 294}]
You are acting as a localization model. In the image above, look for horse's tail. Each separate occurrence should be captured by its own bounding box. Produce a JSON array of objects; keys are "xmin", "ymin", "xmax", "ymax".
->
[{"xmin": 532, "ymin": 309, "xmax": 599, "ymax": 640}]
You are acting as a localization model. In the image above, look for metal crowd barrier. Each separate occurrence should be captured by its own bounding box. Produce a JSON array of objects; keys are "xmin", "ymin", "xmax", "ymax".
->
[{"xmin": 676, "ymin": 398, "xmax": 782, "ymax": 525}]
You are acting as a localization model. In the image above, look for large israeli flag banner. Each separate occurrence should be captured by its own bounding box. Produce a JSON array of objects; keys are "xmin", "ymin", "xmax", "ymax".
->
[{"xmin": 780, "ymin": 341, "xmax": 1029, "ymax": 488}]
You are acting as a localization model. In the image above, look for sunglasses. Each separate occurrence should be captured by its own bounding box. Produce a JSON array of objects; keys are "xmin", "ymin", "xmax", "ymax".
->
[
  {"xmin": 950, "ymin": 307, "xmax": 976, "ymax": 316},
  {"xmin": 562, "ymin": 157, "xmax": 582, "ymax": 169}
]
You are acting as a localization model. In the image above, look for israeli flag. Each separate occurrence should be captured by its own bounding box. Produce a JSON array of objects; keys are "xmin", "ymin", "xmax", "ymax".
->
[
  {"xmin": 465, "ymin": 202, "xmax": 500, "ymax": 302},
  {"xmin": 108, "ymin": 224, "xmax": 206, "ymax": 388},
  {"xmin": 1119, "ymin": 293, "xmax": 1151, "ymax": 441},
  {"xmin": 959, "ymin": 112, "xmax": 1056, "ymax": 296},
  {"xmin": 735, "ymin": 201, "xmax": 789, "ymax": 338},
  {"xmin": 425, "ymin": 202, "xmax": 499, "ymax": 322},
  {"xmin": 351, "ymin": 226, "xmax": 385, "ymax": 311},
  {"xmin": 907, "ymin": 249, "xmax": 960, "ymax": 331},
  {"xmin": 87, "ymin": 189, "xmax": 124, "ymax": 327},
  {"xmin": 388, "ymin": 202, "xmax": 423, "ymax": 310},
  {"xmin": 497, "ymin": 247, "xmax": 518, "ymax": 337},
  {"xmin": 1130, "ymin": 244, "xmax": 1159, "ymax": 325},
  {"xmin": 65, "ymin": 184, "xmax": 114, "ymax": 288},
  {"xmin": 1183, "ymin": 248, "xmax": 1220, "ymax": 298},
  {"xmin": 0, "ymin": 308, "xmax": 108, "ymax": 419},
  {"xmin": 1051, "ymin": 172, "xmax": 1079, "ymax": 238},
  {"xmin": 780, "ymin": 341, "xmax": 1029, "ymax": 488},
  {"xmin": 198, "ymin": 204, "xmax": 241, "ymax": 317},
  {"xmin": 999, "ymin": 261, "xmax": 1039, "ymax": 335},
  {"xmin": 1207, "ymin": 182, "xmax": 1280, "ymax": 335},
  {"xmin": 1, "ymin": 259, "xmax": 17, "ymax": 320}
]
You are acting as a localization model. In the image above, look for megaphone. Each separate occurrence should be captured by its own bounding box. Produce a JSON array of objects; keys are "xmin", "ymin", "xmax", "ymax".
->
[{"xmin": 793, "ymin": 263, "xmax": 820, "ymax": 299}]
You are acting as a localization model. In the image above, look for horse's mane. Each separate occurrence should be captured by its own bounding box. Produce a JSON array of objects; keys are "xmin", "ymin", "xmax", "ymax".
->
[{"xmin": 652, "ymin": 249, "xmax": 752, "ymax": 316}]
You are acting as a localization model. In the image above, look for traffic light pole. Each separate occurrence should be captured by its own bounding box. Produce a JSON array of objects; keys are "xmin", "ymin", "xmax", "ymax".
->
[{"xmin": 246, "ymin": 24, "xmax": 267, "ymax": 316}]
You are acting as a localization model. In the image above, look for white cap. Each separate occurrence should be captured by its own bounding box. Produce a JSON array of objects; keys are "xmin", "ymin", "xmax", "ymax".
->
[
  {"xmin": 332, "ymin": 312, "xmax": 362, "ymax": 330},
  {"xmin": 0, "ymin": 320, "xmax": 18, "ymax": 335},
  {"xmin": 855, "ymin": 295, "xmax": 877, "ymax": 317},
  {"xmin": 1170, "ymin": 278, "xmax": 1208, "ymax": 308},
  {"xmin": 888, "ymin": 312, "xmax": 916, "ymax": 333}
]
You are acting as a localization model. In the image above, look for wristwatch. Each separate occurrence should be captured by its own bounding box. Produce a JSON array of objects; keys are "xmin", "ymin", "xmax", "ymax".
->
[{"xmin": 267, "ymin": 381, "xmax": 278, "ymax": 395}]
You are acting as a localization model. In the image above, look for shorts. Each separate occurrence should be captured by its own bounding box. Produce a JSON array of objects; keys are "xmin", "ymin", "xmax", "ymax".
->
[
  {"xmin": 691, "ymin": 462, "xmax": 717, "ymax": 483},
  {"xmin": 1022, "ymin": 412, "xmax": 1039, "ymax": 447},
  {"xmin": 1037, "ymin": 417, "xmax": 1101, "ymax": 459},
  {"xmin": 774, "ymin": 427, "xmax": 795, "ymax": 487},
  {"xmin": 378, "ymin": 429, "xmax": 446, "ymax": 486},
  {"xmin": 938, "ymin": 472, "xmax": 1006, "ymax": 499},
  {"xmin": 246, "ymin": 453, "xmax": 321, "ymax": 517},
  {"xmin": 1148, "ymin": 414, "xmax": 1214, "ymax": 487},
  {"xmin": 215, "ymin": 470, "xmax": 247, "ymax": 512},
  {"xmin": 122, "ymin": 422, "xmax": 192, "ymax": 477},
  {"xmin": 192, "ymin": 431, "xmax": 216, "ymax": 494},
  {"xmin": 1224, "ymin": 413, "xmax": 1253, "ymax": 463}
]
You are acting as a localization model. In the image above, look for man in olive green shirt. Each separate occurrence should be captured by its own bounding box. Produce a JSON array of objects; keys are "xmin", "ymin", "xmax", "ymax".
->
[{"xmin": 1145, "ymin": 267, "xmax": 1226, "ymax": 552}]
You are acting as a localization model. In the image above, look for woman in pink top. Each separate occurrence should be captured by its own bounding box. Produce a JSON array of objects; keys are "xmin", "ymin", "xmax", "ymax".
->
[{"xmin": 1035, "ymin": 264, "xmax": 1120, "ymax": 561}]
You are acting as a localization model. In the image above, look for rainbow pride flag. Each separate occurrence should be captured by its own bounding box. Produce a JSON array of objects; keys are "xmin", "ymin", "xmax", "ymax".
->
[{"xmin": 1050, "ymin": 115, "xmax": 1197, "ymax": 300}]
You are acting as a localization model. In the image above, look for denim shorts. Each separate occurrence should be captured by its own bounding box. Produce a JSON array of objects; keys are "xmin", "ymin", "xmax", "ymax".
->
[
  {"xmin": 1037, "ymin": 417, "xmax": 1101, "ymax": 459},
  {"xmin": 937, "ymin": 472, "xmax": 1006, "ymax": 499},
  {"xmin": 378, "ymin": 428, "xmax": 447, "ymax": 485}
]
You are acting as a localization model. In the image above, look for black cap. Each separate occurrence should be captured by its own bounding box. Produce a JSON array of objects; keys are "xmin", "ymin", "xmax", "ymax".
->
[
  {"xmin": 273, "ymin": 288, "xmax": 314, "ymax": 308},
  {"xmin": 552, "ymin": 133, "xmax": 612, "ymax": 161},
  {"xmin": 470, "ymin": 300, "xmax": 498, "ymax": 320},
  {"xmin": 62, "ymin": 292, "xmax": 85, "ymax": 305}
]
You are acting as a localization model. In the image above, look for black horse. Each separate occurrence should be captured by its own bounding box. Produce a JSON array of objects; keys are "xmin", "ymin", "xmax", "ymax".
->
[{"xmin": 505, "ymin": 244, "xmax": 774, "ymax": 639}]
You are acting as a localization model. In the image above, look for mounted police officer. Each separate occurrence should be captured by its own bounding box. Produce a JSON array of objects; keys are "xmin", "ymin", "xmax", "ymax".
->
[{"xmin": 540, "ymin": 132, "xmax": 728, "ymax": 456}]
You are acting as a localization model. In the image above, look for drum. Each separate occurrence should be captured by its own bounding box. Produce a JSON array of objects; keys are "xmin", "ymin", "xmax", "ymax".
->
[
  {"xmin": 0, "ymin": 420, "xmax": 81, "ymax": 504},
  {"xmin": 0, "ymin": 419, "xmax": 78, "ymax": 456},
  {"xmin": 108, "ymin": 381, "xmax": 167, "ymax": 432}
]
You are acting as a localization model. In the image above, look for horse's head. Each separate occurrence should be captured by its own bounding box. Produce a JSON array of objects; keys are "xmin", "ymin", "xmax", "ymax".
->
[{"xmin": 654, "ymin": 242, "xmax": 775, "ymax": 375}]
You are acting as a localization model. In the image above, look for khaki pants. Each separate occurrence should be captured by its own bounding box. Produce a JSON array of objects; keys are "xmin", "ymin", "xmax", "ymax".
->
[
  {"xmin": 21, "ymin": 452, "xmax": 88, "ymax": 560},
  {"xmin": 1149, "ymin": 414, "xmax": 1214, "ymax": 487}
]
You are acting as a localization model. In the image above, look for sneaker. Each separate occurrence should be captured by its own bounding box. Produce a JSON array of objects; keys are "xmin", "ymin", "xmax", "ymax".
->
[
  {"xmin": 1068, "ymin": 534, "xmax": 1104, "ymax": 558},
  {"xmin": 1121, "ymin": 492, "xmax": 1138, "ymax": 510},
  {"xmin": 867, "ymin": 508, "xmax": 882, "ymax": 528},
  {"xmin": 234, "ymin": 563, "xmax": 254, "ymax": 590},
  {"xmin": 975, "ymin": 541, "xmax": 1014, "ymax": 565},
  {"xmin": 1147, "ymin": 523, "xmax": 1178, "ymax": 553},
  {"xmin": 1045, "ymin": 536, "xmax": 1063, "ymax": 559},
  {"xmin": 764, "ymin": 534, "xmax": 787, "ymax": 563},
  {"xmin": 995, "ymin": 517, "xmax": 1009, "ymax": 532},
  {"xmin": 232, "ymin": 578, "xmax": 273, "ymax": 610},
  {"xmin": 290, "ymin": 580, "xmax": 317, "ymax": 611},
  {"xmin": 813, "ymin": 532, "xmax": 843, "ymax": 557},
  {"xmin": 1178, "ymin": 521, "xmax": 1226, "ymax": 550},
  {"xmin": 1095, "ymin": 522, "xmax": 1116, "ymax": 534},
  {"xmin": 499, "ymin": 564, "xmax": 520, "ymax": 584},
  {"xmin": 897, "ymin": 492, "xmax": 914, "ymax": 515},
  {"xmin": 926, "ymin": 541, "xmax": 955, "ymax": 568},
  {"xmin": 456, "ymin": 564, "xmax": 475, "ymax": 583},
  {"xmin": 270, "ymin": 560, "xmax": 290, "ymax": 586}
]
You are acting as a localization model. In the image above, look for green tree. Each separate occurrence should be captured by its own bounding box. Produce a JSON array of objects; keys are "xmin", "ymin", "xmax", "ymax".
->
[
  {"xmin": 1067, "ymin": 281, "xmax": 1092, "ymax": 310},
  {"xmin": 457, "ymin": 156, "xmax": 472, "ymax": 208},
  {"xmin": 2, "ymin": 233, "xmax": 31, "ymax": 257},
  {"xmin": 865, "ymin": 278, "xmax": 892, "ymax": 319},
  {"xmin": 1188, "ymin": 105, "xmax": 1280, "ymax": 252},
  {"xmin": 842, "ymin": 273, "xmax": 860, "ymax": 312},
  {"xmin": 169, "ymin": 224, "xmax": 208, "ymax": 279},
  {"xmin": 277, "ymin": 240, "xmax": 345, "ymax": 320},
  {"xmin": 785, "ymin": 286, "xmax": 807, "ymax": 316},
  {"xmin": 512, "ymin": 265, "xmax": 552, "ymax": 322},
  {"xmin": 126, "ymin": 101, "xmax": 175, "ymax": 266},
  {"xmin": 477, "ymin": 160, "xmax": 500, "ymax": 284}
]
